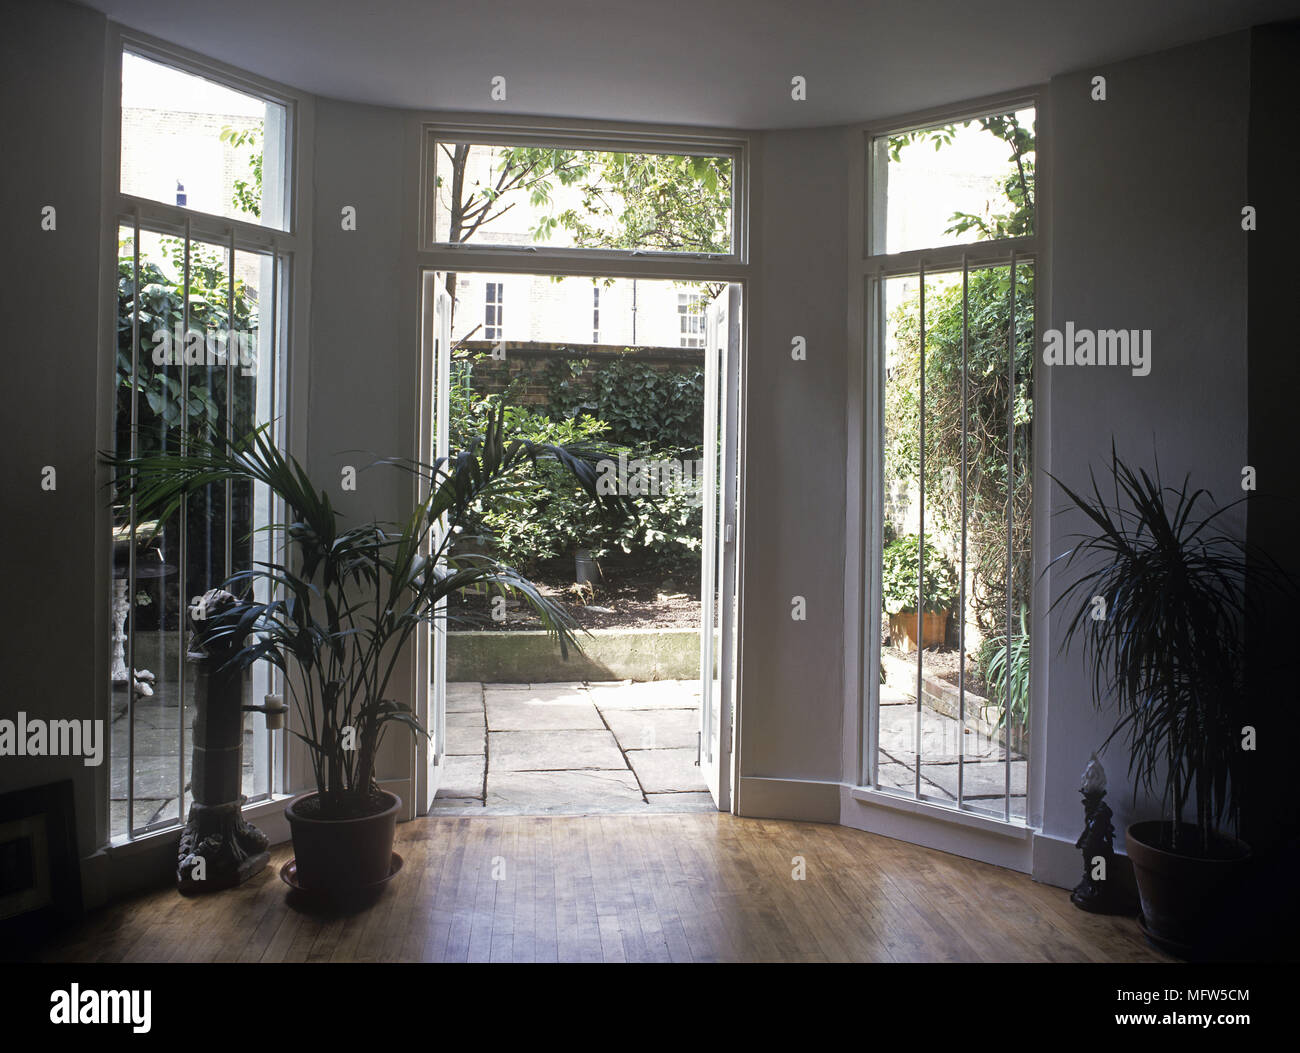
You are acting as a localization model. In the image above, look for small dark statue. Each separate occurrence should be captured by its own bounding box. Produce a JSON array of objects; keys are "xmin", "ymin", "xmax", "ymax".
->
[
  {"xmin": 177, "ymin": 589, "xmax": 276, "ymax": 892},
  {"xmin": 1070, "ymin": 754, "xmax": 1127, "ymax": 913}
]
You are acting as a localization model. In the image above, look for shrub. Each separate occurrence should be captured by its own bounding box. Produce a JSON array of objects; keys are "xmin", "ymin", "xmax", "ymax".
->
[{"xmin": 881, "ymin": 534, "xmax": 959, "ymax": 615}]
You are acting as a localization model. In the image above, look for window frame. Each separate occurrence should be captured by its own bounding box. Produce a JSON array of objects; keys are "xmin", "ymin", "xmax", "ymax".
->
[
  {"xmin": 98, "ymin": 25, "xmax": 312, "ymax": 847},
  {"xmin": 850, "ymin": 88, "xmax": 1047, "ymax": 836},
  {"xmin": 420, "ymin": 122, "xmax": 749, "ymax": 266}
]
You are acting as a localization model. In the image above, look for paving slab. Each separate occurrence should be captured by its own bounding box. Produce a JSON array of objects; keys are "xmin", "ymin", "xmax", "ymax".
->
[
  {"xmin": 438, "ymin": 754, "xmax": 485, "ymax": 799},
  {"xmin": 645, "ymin": 791, "xmax": 718, "ymax": 813},
  {"xmin": 485, "ymin": 688, "xmax": 604, "ymax": 731},
  {"xmin": 922, "ymin": 759, "xmax": 1028, "ymax": 799},
  {"xmin": 446, "ymin": 708, "xmax": 485, "ymax": 728},
  {"xmin": 603, "ymin": 708, "xmax": 699, "ymax": 750},
  {"xmin": 626, "ymin": 747, "xmax": 708, "ymax": 793},
  {"xmin": 486, "ymin": 769, "xmax": 644, "ymax": 812},
  {"xmin": 428, "ymin": 798, "xmax": 486, "ymax": 814},
  {"xmin": 588, "ymin": 679, "xmax": 700, "ymax": 711},
  {"xmin": 489, "ymin": 729, "xmax": 626, "ymax": 772},
  {"xmin": 446, "ymin": 723, "xmax": 485, "ymax": 756},
  {"xmin": 446, "ymin": 682, "xmax": 484, "ymax": 713}
]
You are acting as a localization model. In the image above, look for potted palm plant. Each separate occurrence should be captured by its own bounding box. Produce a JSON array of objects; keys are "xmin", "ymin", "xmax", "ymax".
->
[
  {"xmin": 112, "ymin": 405, "xmax": 616, "ymax": 897},
  {"xmin": 1050, "ymin": 446, "xmax": 1290, "ymax": 956}
]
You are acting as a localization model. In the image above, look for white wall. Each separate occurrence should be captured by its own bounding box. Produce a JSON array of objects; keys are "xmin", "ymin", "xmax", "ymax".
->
[
  {"xmin": 1032, "ymin": 32, "xmax": 1250, "ymax": 883},
  {"xmin": 0, "ymin": 0, "xmax": 111, "ymax": 861},
  {"xmin": 735, "ymin": 127, "xmax": 851, "ymax": 821}
]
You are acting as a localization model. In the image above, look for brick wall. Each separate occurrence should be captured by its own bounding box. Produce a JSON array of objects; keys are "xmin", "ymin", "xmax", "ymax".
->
[{"xmin": 456, "ymin": 340, "xmax": 704, "ymax": 408}]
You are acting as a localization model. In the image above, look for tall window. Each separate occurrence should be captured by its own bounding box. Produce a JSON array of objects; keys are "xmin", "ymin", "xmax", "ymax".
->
[
  {"xmin": 592, "ymin": 285, "xmax": 601, "ymax": 343},
  {"xmin": 110, "ymin": 45, "xmax": 293, "ymax": 840},
  {"xmin": 484, "ymin": 282, "xmax": 504, "ymax": 340},
  {"xmin": 866, "ymin": 104, "xmax": 1036, "ymax": 823},
  {"xmin": 678, "ymin": 292, "xmax": 704, "ymax": 348}
]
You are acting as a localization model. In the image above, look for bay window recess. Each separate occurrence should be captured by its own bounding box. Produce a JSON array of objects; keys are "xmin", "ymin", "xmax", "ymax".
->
[
  {"xmin": 864, "ymin": 103, "xmax": 1037, "ymax": 824},
  {"xmin": 110, "ymin": 41, "xmax": 296, "ymax": 841}
]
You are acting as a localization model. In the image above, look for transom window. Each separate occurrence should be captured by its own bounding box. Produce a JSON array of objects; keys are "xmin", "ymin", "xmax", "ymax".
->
[{"xmin": 427, "ymin": 136, "xmax": 738, "ymax": 257}]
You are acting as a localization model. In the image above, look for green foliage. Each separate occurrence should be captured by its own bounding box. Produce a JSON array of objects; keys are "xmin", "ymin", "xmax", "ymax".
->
[
  {"xmin": 219, "ymin": 125, "xmax": 262, "ymax": 219},
  {"xmin": 884, "ymin": 266, "xmax": 1034, "ymax": 636},
  {"xmin": 881, "ymin": 534, "xmax": 959, "ymax": 616},
  {"xmin": 1049, "ymin": 447, "xmax": 1295, "ymax": 851},
  {"xmin": 887, "ymin": 112, "xmax": 1035, "ymax": 240},
  {"xmin": 109, "ymin": 405, "xmax": 618, "ymax": 816},
  {"xmin": 978, "ymin": 603, "xmax": 1030, "ymax": 729},
  {"xmin": 116, "ymin": 236, "xmax": 256, "ymax": 446},
  {"xmin": 545, "ymin": 356, "xmax": 704, "ymax": 451},
  {"xmin": 546, "ymin": 152, "xmax": 732, "ymax": 254},
  {"xmin": 449, "ymin": 382, "xmax": 701, "ymax": 577}
]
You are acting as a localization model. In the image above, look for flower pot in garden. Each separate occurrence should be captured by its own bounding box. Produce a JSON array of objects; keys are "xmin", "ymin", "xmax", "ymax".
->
[
  {"xmin": 575, "ymin": 548, "xmax": 602, "ymax": 585},
  {"xmin": 1125, "ymin": 820, "xmax": 1251, "ymax": 958},
  {"xmin": 889, "ymin": 610, "xmax": 948, "ymax": 652},
  {"xmin": 285, "ymin": 791, "xmax": 401, "ymax": 893}
]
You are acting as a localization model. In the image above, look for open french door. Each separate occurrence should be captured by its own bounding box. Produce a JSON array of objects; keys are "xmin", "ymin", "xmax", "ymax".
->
[
  {"xmin": 415, "ymin": 272, "xmax": 452, "ymax": 814},
  {"xmin": 699, "ymin": 284, "xmax": 742, "ymax": 811}
]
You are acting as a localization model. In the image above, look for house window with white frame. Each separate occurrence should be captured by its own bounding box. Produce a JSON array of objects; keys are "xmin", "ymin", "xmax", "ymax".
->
[
  {"xmin": 864, "ymin": 103, "xmax": 1037, "ymax": 824},
  {"xmin": 678, "ymin": 292, "xmax": 704, "ymax": 348},
  {"xmin": 484, "ymin": 282, "xmax": 504, "ymax": 341},
  {"xmin": 109, "ymin": 44, "xmax": 294, "ymax": 840}
]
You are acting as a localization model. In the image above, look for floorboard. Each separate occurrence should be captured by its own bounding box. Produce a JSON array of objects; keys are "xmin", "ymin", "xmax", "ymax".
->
[{"xmin": 34, "ymin": 814, "xmax": 1170, "ymax": 964}]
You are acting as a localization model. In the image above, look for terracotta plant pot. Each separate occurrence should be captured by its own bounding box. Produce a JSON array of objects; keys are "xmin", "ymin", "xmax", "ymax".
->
[
  {"xmin": 1126, "ymin": 820, "xmax": 1251, "ymax": 957},
  {"xmin": 285, "ymin": 791, "xmax": 401, "ymax": 893},
  {"xmin": 889, "ymin": 610, "xmax": 948, "ymax": 652}
]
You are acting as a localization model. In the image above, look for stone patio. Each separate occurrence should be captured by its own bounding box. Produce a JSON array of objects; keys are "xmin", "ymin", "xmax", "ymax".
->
[
  {"xmin": 433, "ymin": 680, "xmax": 717, "ymax": 815},
  {"xmin": 877, "ymin": 683, "xmax": 1028, "ymax": 819}
]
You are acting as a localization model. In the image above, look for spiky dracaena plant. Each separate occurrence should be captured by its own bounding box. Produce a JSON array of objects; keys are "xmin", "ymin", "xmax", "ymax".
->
[
  {"xmin": 1048, "ymin": 445, "xmax": 1289, "ymax": 854},
  {"xmin": 110, "ymin": 404, "xmax": 621, "ymax": 818}
]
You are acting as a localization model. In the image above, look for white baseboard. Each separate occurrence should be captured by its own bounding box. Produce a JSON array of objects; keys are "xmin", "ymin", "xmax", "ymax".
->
[
  {"xmin": 736, "ymin": 776, "xmax": 841, "ymax": 823},
  {"xmin": 840, "ymin": 786, "xmax": 1033, "ymax": 873},
  {"xmin": 1031, "ymin": 829, "xmax": 1134, "ymax": 892}
]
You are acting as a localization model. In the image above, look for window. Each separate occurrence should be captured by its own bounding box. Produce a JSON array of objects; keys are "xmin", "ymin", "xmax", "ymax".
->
[
  {"xmin": 428, "ymin": 137, "xmax": 738, "ymax": 257},
  {"xmin": 120, "ymin": 49, "xmax": 290, "ymax": 230},
  {"xmin": 109, "ymin": 43, "xmax": 294, "ymax": 841},
  {"xmin": 678, "ymin": 292, "xmax": 704, "ymax": 348},
  {"xmin": 592, "ymin": 285, "xmax": 601, "ymax": 343},
  {"xmin": 864, "ymin": 103, "xmax": 1037, "ymax": 823},
  {"xmin": 484, "ymin": 282, "xmax": 504, "ymax": 341}
]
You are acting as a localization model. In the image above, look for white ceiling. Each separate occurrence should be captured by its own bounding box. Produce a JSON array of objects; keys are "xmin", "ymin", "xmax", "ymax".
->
[{"xmin": 79, "ymin": 0, "xmax": 1300, "ymax": 129}]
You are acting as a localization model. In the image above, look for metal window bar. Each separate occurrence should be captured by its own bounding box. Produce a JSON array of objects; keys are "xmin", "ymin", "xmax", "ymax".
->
[
  {"xmin": 178, "ymin": 218, "xmax": 191, "ymax": 826},
  {"xmin": 1005, "ymin": 252, "xmax": 1017, "ymax": 821},
  {"xmin": 958, "ymin": 253, "xmax": 968, "ymax": 810},
  {"xmin": 915, "ymin": 262, "xmax": 925, "ymax": 799},
  {"xmin": 126, "ymin": 211, "xmax": 141, "ymax": 836},
  {"xmin": 267, "ymin": 239, "xmax": 280, "ymax": 794}
]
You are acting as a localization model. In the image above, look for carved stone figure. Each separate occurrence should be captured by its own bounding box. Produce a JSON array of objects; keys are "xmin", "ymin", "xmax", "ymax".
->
[{"xmin": 177, "ymin": 589, "xmax": 271, "ymax": 892}]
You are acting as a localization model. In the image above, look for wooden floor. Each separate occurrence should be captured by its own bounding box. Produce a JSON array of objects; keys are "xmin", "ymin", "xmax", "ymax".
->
[{"xmin": 40, "ymin": 814, "xmax": 1169, "ymax": 963}]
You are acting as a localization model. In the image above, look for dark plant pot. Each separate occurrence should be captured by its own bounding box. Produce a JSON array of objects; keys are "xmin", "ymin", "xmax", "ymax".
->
[
  {"xmin": 285, "ymin": 791, "xmax": 401, "ymax": 892},
  {"xmin": 1126, "ymin": 820, "xmax": 1251, "ymax": 957},
  {"xmin": 575, "ymin": 548, "xmax": 601, "ymax": 585}
]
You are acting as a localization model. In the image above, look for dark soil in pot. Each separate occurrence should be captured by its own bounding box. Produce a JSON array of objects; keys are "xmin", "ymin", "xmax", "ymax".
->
[
  {"xmin": 1126, "ymin": 820, "xmax": 1251, "ymax": 958},
  {"xmin": 286, "ymin": 790, "xmax": 400, "ymax": 893}
]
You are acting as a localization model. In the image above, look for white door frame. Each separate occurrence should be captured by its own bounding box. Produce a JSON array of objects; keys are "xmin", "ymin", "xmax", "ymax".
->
[
  {"xmin": 414, "ymin": 270, "xmax": 451, "ymax": 815},
  {"xmin": 700, "ymin": 284, "xmax": 742, "ymax": 812}
]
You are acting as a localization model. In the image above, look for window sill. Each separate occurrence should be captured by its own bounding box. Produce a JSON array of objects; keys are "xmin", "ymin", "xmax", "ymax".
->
[
  {"xmin": 106, "ymin": 793, "xmax": 295, "ymax": 854},
  {"xmin": 849, "ymin": 786, "xmax": 1031, "ymax": 839}
]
